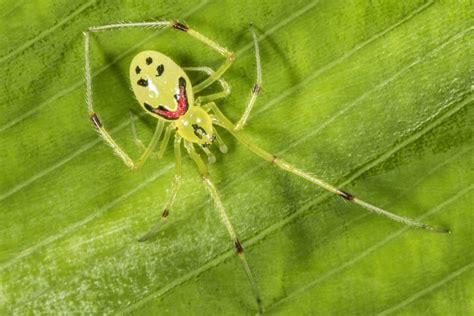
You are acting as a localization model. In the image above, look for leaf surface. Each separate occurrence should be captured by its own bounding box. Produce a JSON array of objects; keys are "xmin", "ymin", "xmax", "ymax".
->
[{"xmin": 1, "ymin": 0, "xmax": 473, "ymax": 314}]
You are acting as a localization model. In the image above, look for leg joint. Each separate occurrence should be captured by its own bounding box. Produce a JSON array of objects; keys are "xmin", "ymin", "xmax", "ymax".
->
[
  {"xmin": 172, "ymin": 21, "xmax": 189, "ymax": 32},
  {"xmin": 252, "ymin": 83, "xmax": 261, "ymax": 94},
  {"xmin": 234, "ymin": 239, "xmax": 244, "ymax": 254},
  {"xmin": 339, "ymin": 190, "xmax": 355, "ymax": 201},
  {"xmin": 90, "ymin": 113, "xmax": 102, "ymax": 128}
]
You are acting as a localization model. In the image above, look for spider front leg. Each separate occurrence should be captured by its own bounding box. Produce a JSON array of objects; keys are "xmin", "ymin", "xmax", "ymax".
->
[
  {"xmin": 139, "ymin": 135, "xmax": 183, "ymax": 242},
  {"xmin": 174, "ymin": 23, "xmax": 235, "ymax": 93},
  {"xmin": 196, "ymin": 24, "xmax": 262, "ymax": 131},
  {"xmin": 84, "ymin": 31, "xmax": 166, "ymax": 170},
  {"xmin": 234, "ymin": 24, "xmax": 262, "ymax": 131},
  {"xmin": 183, "ymin": 67, "xmax": 231, "ymax": 104},
  {"xmin": 184, "ymin": 141, "xmax": 264, "ymax": 314},
  {"xmin": 90, "ymin": 111, "xmax": 164, "ymax": 169}
]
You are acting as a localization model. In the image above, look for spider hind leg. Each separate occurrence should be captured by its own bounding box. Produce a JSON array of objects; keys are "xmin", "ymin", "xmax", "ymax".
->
[
  {"xmin": 139, "ymin": 135, "xmax": 183, "ymax": 242},
  {"xmin": 184, "ymin": 141, "xmax": 264, "ymax": 314}
]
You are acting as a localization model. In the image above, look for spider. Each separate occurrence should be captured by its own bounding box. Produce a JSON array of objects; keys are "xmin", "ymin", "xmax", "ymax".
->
[{"xmin": 83, "ymin": 20, "xmax": 450, "ymax": 314}]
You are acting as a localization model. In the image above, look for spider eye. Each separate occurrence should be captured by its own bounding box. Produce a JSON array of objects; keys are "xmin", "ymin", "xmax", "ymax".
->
[
  {"xmin": 156, "ymin": 64, "xmax": 164, "ymax": 76},
  {"xmin": 137, "ymin": 78, "xmax": 148, "ymax": 87}
]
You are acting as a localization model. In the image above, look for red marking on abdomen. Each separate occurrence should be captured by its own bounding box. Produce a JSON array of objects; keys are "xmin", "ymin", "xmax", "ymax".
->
[{"xmin": 156, "ymin": 85, "xmax": 188, "ymax": 119}]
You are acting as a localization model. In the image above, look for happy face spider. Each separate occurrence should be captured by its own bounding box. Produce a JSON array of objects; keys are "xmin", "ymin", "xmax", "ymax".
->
[{"xmin": 83, "ymin": 21, "xmax": 449, "ymax": 314}]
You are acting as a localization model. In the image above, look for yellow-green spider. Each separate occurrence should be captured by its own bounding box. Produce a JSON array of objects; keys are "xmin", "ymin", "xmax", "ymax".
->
[{"xmin": 83, "ymin": 20, "xmax": 450, "ymax": 314}]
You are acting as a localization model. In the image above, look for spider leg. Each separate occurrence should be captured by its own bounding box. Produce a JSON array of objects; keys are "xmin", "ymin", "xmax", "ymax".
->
[
  {"xmin": 139, "ymin": 135, "xmax": 183, "ymax": 242},
  {"xmin": 130, "ymin": 110, "xmax": 176, "ymax": 160},
  {"xmin": 86, "ymin": 21, "xmax": 171, "ymax": 32},
  {"xmin": 130, "ymin": 111, "xmax": 146, "ymax": 151},
  {"xmin": 183, "ymin": 67, "xmax": 231, "ymax": 104},
  {"xmin": 172, "ymin": 23, "xmax": 235, "ymax": 93},
  {"xmin": 234, "ymin": 24, "xmax": 262, "ymax": 131},
  {"xmin": 201, "ymin": 146, "xmax": 216, "ymax": 164},
  {"xmin": 184, "ymin": 141, "xmax": 264, "ymax": 314},
  {"xmin": 208, "ymin": 102, "xmax": 450, "ymax": 233},
  {"xmin": 213, "ymin": 128, "xmax": 228, "ymax": 153},
  {"xmin": 84, "ymin": 31, "xmax": 165, "ymax": 170},
  {"xmin": 152, "ymin": 124, "xmax": 175, "ymax": 159}
]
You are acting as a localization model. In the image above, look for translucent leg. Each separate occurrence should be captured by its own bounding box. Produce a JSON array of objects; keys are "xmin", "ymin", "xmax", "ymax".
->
[
  {"xmin": 130, "ymin": 111, "xmax": 146, "ymax": 151},
  {"xmin": 130, "ymin": 111, "xmax": 175, "ymax": 161},
  {"xmin": 152, "ymin": 124, "xmax": 175, "ymax": 159},
  {"xmin": 234, "ymin": 24, "xmax": 262, "ymax": 131},
  {"xmin": 183, "ymin": 67, "xmax": 231, "ymax": 104},
  {"xmin": 209, "ymin": 103, "xmax": 450, "ymax": 233},
  {"xmin": 84, "ymin": 30, "xmax": 166, "ymax": 169},
  {"xmin": 87, "ymin": 21, "xmax": 171, "ymax": 32},
  {"xmin": 184, "ymin": 141, "xmax": 264, "ymax": 314},
  {"xmin": 201, "ymin": 146, "xmax": 216, "ymax": 164},
  {"xmin": 177, "ymin": 26, "xmax": 235, "ymax": 93},
  {"xmin": 139, "ymin": 135, "xmax": 183, "ymax": 242},
  {"xmin": 213, "ymin": 128, "xmax": 228, "ymax": 153}
]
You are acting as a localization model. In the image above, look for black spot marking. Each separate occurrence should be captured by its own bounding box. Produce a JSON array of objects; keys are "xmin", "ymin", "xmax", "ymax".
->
[
  {"xmin": 339, "ymin": 190, "xmax": 355, "ymax": 201},
  {"xmin": 192, "ymin": 124, "xmax": 207, "ymax": 139},
  {"xmin": 156, "ymin": 64, "xmax": 164, "ymax": 76},
  {"xmin": 173, "ymin": 22, "xmax": 189, "ymax": 32},
  {"xmin": 162, "ymin": 208, "xmax": 169, "ymax": 218},
  {"xmin": 146, "ymin": 57, "xmax": 153, "ymax": 65},
  {"xmin": 179, "ymin": 77, "xmax": 186, "ymax": 87},
  {"xmin": 135, "ymin": 65, "xmax": 141, "ymax": 74},
  {"xmin": 201, "ymin": 135, "xmax": 216, "ymax": 148},
  {"xmin": 144, "ymin": 103, "xmax": 155, "ymax": 112},
  {"xmin": 137, "ymin": 78, "xmax": 148, "ymax": 87},
  {"xmin": 157, "ymin": 105, "xmax": 168, "ymax": 112}
]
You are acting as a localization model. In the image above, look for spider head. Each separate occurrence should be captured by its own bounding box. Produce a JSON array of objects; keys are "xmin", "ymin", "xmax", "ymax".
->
[{"xmin": 130, "ymin": 50, "xmax": 194, "ymax": 121}]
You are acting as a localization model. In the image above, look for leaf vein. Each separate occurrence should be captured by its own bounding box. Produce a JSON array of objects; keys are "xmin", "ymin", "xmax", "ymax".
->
[
  {"xmin": 377, "ymin": 262, "xmax": 474, "ymax": 315},
  {"xmin": 0, "ymin": 164, "xmax": 173, "ymax": 271},
  {"xmin": 0, "ymin": 0, "xmax": 95, "ymax": 64},
  {"xmin": 253, "ymin": 0, "xmax": 435, "ymax": 117}
]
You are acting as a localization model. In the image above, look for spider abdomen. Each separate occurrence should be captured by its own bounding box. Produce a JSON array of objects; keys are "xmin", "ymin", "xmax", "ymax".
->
[{"xmin": 129, "ymin": 50, "xmax": 194, "ymax": 121}]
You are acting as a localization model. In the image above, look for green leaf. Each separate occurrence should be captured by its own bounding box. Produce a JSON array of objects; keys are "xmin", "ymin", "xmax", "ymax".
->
[{"xmin": 1, "ymin": 0, "xmax": 472, "ymax": 314}]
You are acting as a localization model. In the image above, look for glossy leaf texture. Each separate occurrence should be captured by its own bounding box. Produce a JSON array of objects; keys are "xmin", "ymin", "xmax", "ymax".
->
[{"xmin": 0, "ymin": 0, "xmax": 473, "ymax": 314}]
